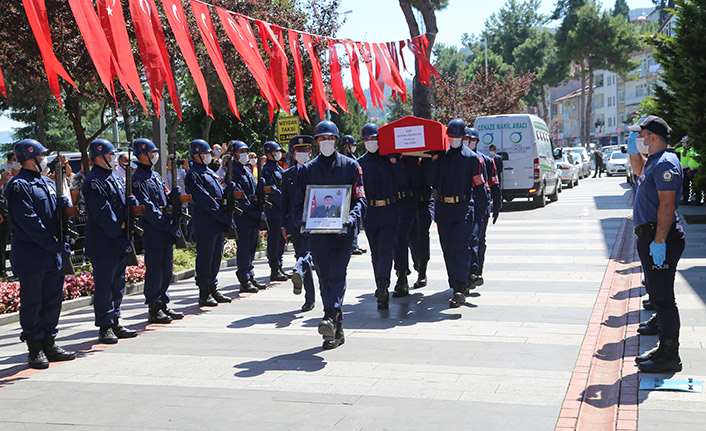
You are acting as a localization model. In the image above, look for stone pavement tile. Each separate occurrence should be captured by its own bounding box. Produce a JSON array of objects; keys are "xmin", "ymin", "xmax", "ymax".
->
[{"xmin": 639, "ymin": 410, "xmax": 706, "ymax": 431}]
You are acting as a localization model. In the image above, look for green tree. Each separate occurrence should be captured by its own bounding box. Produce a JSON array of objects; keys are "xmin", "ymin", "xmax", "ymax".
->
[
  {"xmin": 612, "ymin": 0, "xmax": 630, "ymax": 19},
  {"xmin": 484, "ymin": 0, "xmax": 548, "ymax": 66},
  {"xmin": 387, "ymin": 92, "xmax": 414, "ymax": 123},
  {"xmin": 330, "ymin": 89, "xmax": 369, "ymax": 142}
]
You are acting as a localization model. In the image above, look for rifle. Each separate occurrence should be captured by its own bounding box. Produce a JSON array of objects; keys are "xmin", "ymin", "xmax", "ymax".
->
[
  {"xmin": 125, "ymin": 148, "xmax": 144, "ymax": 267},
  {"xmin": 223, "ymin": 154, "xmax": 242, "ymax": 239},
  {"xmin": 54, "ymin": 151, "xmax": 78, "ymax": 275},
  {"xmin": 169, "ymin": 155, "xmax": 190, "ymax": 249},
  {"xmin": 256, "ymin": 155, "xmax": 273, "ymax": 231}
]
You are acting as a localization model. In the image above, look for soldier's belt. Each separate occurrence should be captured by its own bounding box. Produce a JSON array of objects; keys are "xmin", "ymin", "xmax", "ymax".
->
[
  {"xmin": 63, "ymin": 207, "xmax": 79, "ymax": 218},
  {"xmin": 369, "ymin": 197, "xmax": 397, "ymax": 207},
  {"xmin": 180, "ymin": 194, "xmax": 193, "ymax": 204},
  {"xmin": 634, "ymin": 220, "xmax": 679, "ymax": 237},
  {"xmin": 131, "ymin": 205, "xmax": 146, "ymax": 216},
  {"xmin": 434, "ymin": 192, "xmax": 468, "ymax": 204},
  {"xmin": 398, "ymin": 190, "xmax": 414, "ymax": 199},
  {"xmin": 232, "ymin": 190, "xmax": 245, "ymax": 199},
  {"xmin": 263, "ymin": 186, "xmax": 274, "ymax": 194}
]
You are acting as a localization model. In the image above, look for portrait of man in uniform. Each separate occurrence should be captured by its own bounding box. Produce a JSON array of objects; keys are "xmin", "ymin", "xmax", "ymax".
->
[
  {"xmin": 312, "ymin": 195, "xmax": 341, "ymax": 218},
  {"xmin": 303, "ymin": 186, "xmax": 351, "ymax": 233}
]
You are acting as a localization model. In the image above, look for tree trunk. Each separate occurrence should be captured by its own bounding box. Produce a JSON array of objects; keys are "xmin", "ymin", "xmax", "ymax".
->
[
  {"xmin": 585, "ymin": 70, "xmax": 594, "ymax": 148},
  {"xmin": 166, "ymin": 111, "xmax": 180, "ymax": 156},
  {"xmin": 201, "ymin": 115, "xmax": 213, "ymax": 142},
  {"xmin": 64, "ymin": 89, "xmax": 89, "ymax": 174},
  {"xmin": 35, "ymin": 102, "xmax": 47, "ymax": 148},
  {"xmin": 579, "ymin": 69, "xmax": 586, "ymax": 146},
  {"xmin": 269, "ymin": 111, "xmax": 279, "ymax": 142},
  {"xmin": 122, "ymin": 105, "xmax": 133, "ymax": 144},
  {"xmin": 399, "ymin": 0, "xmax": 437, "ymax": 120}
]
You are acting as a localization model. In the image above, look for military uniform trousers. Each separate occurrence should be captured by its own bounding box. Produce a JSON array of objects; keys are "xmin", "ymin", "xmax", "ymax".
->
[
  {"xmin": 16, "ymin": 269, "xmax": 64, "ymax": 341},
  {"xmin": 636, "ymin": 223, "xmax": 685, "ymax": 339},
  {"xmin": 91, "ymin": 254, "xmax": 128, "ymax": 327},
  {"xmin": 291, "ymin": 230, "xmax": 315, "ymax": 304},
  {"xmin": 309, "ymin": 233, "xmax": 354, "ymax": 321},
  {"xmin": 409, "ymin": 198, "xmax": 433, "ymax": 269},
  {"xmin": 436, "ymin": 210, "xmax": 473, "ymax": 288},
  {"xmin": 364, "ymin": 205, "xmax": 400, "ymax": 280},
  {"xmin": 265, "ymin": 208, "xmax": 285, "ymax": 270},
  {"xmin": 394, "ymin": 196, "xmax": 417, "ymax": 273},
  {"xmin": 143, "ymin": 246, "xmax": 173, "ymax": 305},
  {"xmin": 470, "ymin": 213, "xmax": 489, "ymax": 274},
  {"xmin": 236, "ymin": 226, "xmax": 259, "ymax": 283},
  {"xmin": 351, "ymin": 216, "xmax": 361, "ymax": 250},
  {"xmin": 195, "ymin": 232, "xmax": 225, "ymax": 288}
]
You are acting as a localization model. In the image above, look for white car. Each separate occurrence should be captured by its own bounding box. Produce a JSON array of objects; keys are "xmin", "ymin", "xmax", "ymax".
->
[
  {"xmin": 562, "ymin": 147, "xmax": 591, "ymax": 178},
  {"xmin": 556, "ymin": 154, "xmax": 580, "ymax": 188},
  {"xmin": 606, "ymin": 151, "xmax": 628, "ymax": 176}
]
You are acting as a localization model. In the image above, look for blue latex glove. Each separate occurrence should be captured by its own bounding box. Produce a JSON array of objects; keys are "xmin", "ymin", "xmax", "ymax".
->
[
  {"xmin": 627, "ymin": 131, "xmax": 639, "ymax": 154},
  {"xmin": 650, "ymin": 241, "xmax": 666, "ymax": 266},
  {"xmin": 56, "ymin": 195, "xmax": 70, "ymax": 209},
  {"xmin": 126, "ymin": 195, "xmax": 138, "ymax": 207}
]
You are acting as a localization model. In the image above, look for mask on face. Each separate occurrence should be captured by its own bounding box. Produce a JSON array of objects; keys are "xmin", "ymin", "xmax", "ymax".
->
[
  {"xmin": 238, "ymin": 153, "xmax": 249, "ymax": 165},
  {"xmin": 202, "ymin": 154, "xmax": 213, "ymax": 165},
  {"xmin": 490, "ymin": 151, "xmax": 497, "ymax": 157},
  {"xmin": 319, "ymin": 140, "xmax": 336, "ymax": 157},
  {"xmin": 350, "ymin": 145, "xmax": 357, "ymax": 153},
  {"xmin": 469, "ymin": 140, "xmax": 478, "ymax": 151},
  {"xmin": 273, "ymin": 152, "xmax": 282, "ymax": 161},
  {"xmin": 38, "ymin": 157, "xmax": 48, "ymax": 172},
  {"xmin": 450, "ymin": 137, "xmax": 463, "ymax": 149},
  {"xmin": 636, "ymin": 136, "xmax": 650, "ymax": 154},
  {"xmin": 106, "ymin": 154, "xmax": 118, "ymax": 170},
  {"xmin": 150, "ymin": 152, "xmax": 160, "ymax": 166},
  {"xmin": 294, "ymin": 152, "xmax": 310, "ymax": 165},
  {"xmin": 249, "ymin": 157, "xmax": 257, "ymax": 165},
  {"xmin": 11, "ymin": 161, "xmax": 20, "ymax": 171},
  {"xmin": 364, "ymin": 140, "xmax": 379, "ymax": 153}
]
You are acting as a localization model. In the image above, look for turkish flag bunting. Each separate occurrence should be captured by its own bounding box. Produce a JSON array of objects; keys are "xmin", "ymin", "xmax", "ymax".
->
[
  {"xmin": 67, "ymin": 0, "xmax": 118, "ymax": 102},
  {"xmin": 358, "ymin": 42, "xmax": 386, "ymax": 109},
  {"xmin": 287, "ymin": 30, "xmax": 309, "ymax": 124},
  {"xmin": 97, "ymin": 0, "xmax": 148, "ymax": 112},
  {"xmin": 21, "ymin": 0, "xmax": 78, "ymax": 107},
  {"xmin": 303, "ymin": 33, "xmax": 336, "ymax": 119},
  {"xmin": 408, "ymin": 34, "xmax": 440, "ymax": 86},
  {"xmin": 162, "ymin": 0, "xmax": 212, "ymax": 118},
  {"xmin": 0, "ymin": 64, "xmax": 6, "ymax": 98},
  {"xmin": 379, "ymin": 43, "xmax": 407, "ymax": 102},
  {"xmin": 341, "ymin": 40, "xmax": 366, "ymax": 110},
  {"xmin": 255, "ymin": 20, "xmax": 288, "ymax": 64},
  {"xmin": 257, "ymin": 23, "xmax": 291, "ymax": 116},
  {"xmin": 190, "ymin": 0, "xmax": 239, "ymax": 119},
  {"xmin": 373, "ymin": 43, "xmax": 403, "ymax": 96},
  {"xmin": 328, "ymin": 40, "xmax": 348, "ymax": 114},
  {"xmin": 129, "ymin": 0, "xmax": 181, "ymax": 119},
  {"xmin": 399, "ymin": 40, "xmax": 408, "ymax": 72}
]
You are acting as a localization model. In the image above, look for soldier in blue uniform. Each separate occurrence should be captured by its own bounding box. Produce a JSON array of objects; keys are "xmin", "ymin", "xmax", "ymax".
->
[
  {"xmin": 408, "ymin": 158, "xmax": 434, "ymax": 289},
  {"xmin": 282, "ymin": 135, "xmax": 316, "ymax": 312},
  {"xmin": 489, "ymin": 144, "xmax": 503, "ymax": 187},
  {"xmin": 6, "ymin": 139, "xmax": 76, "ymax": 369},
  {"xmin": 294, "ymin": 121, "xmax": 366, "ymax": 349},
  {"xmin": 82, "ymin": 139, "xmax": 139, "ymax": 344},
  {"xmin": 260, "ymin": 141, "xmax": 289, "ymax": 282},
  {"xmin": 230, "ymin": 140, "xmax": 265, "ymax": 293},
  {"xmin": 341, "ymin": 134, "xmax": 366, "ymax": 256},
  {"xmin": 358, "ymin": 123, "xmax": 408, "ymax": 308},
  {"xmin": 426, "ymin": 119, "xmax": 486, "ymax": 307},
  {"xmin": 465, "ymin": 127, "xmax": 501, "ymax": 288},
  {"xmin": 394, "ymin": 154, "xmax": 421, "ymax": 295},
  {"xmin": 184, "ymin": 139, "xmax": 235, "ymax": 307},
  {"xmin": 627, "ymin": 116, "xmax": 686, "ymax": 373},
  {"xmin": 131, "ymin": 138, "xmax": 185, "ymax": 324}
]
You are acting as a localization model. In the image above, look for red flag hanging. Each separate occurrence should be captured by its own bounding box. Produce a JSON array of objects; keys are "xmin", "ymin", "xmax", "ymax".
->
[
  {"xmin": 328, "ymin": 39, "xmax": 348, "ymax": 114},
  {"xmin": 341, "ymin": 40, "xmax": 367, "ymax": 110},
  {"xmin": 408, "ymin": 35, "xmax": 440, "ymax": 87},
  {"xmin": 373, "ymin": 43, "xmax": 402, "ymax": 96},
  {"xmin": 358, "ymin": 42, "xmax": 386, "ymax": 109},
  {"xmin": 254, "ymin": 20, "xmax": 288, "ymax": 64},
  {"xmin": 287, "ymin": 29, "xmax": 309, "ymax": 124},
  {"xmin": 129, "ymin": 0, "xmax": 181, "ymax": 119},
  {"xmin": 380, "ymin": 43, "xmax": 407, "ymax": 102},
  {"xmin": 0, "ymin": 64, "xmax": 6, "ymax": 98},
  {"xmin": 255, "ymin": 22, "xmax": 291, "ymax": 116},
  {"xmin": 399, "ymin": 40, "xmax": 408, "ymax": 72},
  {"xmin": 303, "ymin": 33, "xmax": 336, "ymax": 119},
  {"xmin": 162, "ymin": 0, "xmax": 212, "ymax": 118},
  {"xmin": 67, "ymin": 0, "xmax": 118, "ymax": 101},
  {"xmin": 21, "ymin": 0, "xmax": 78, "ymax": 107},
  {"xmin": 97, "ymin": 0, "xmax": 148, "ymax": 113},
  {"xmin": 190, "ymin": 0, "xmax": 239, "ymax": 119}
]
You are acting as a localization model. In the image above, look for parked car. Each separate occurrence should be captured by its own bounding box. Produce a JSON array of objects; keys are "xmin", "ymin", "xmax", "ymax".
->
[
  {"xmin": 556, "ymin": 154, "xmax": 579, "ymax": 188},
  {"xmin": 562, "ymin": 147, "xmax": 590, "ymax": 178},
  {"xmin": 606, "ymin": 151, "xmax": 628, "ymax": 176}
]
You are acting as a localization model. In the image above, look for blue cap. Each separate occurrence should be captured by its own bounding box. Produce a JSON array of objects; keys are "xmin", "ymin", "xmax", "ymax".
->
[
  {"xmin": 314, "ymin": 121, "xmax": 339, "ymax": 139},
  {"xmin": 133, "ymin": 138, "xmax": 157, "ymax": 155},
  {"xmin": 362, "ymin": 123, "xmax": 378, "ymax": 139},
  {"xmin": 14, "ymin": 139, "xmax": 48, "ymax": 163},
  {"xmin": 89, "ymin": 139, "xmax": 116, "ymax": 159},
  {"xmin": 190, "ymin": 139, "xmax": 211, "ymax": 155},
  {"xmin": 263, "ymin": 141, "xmax": 282, "ymax": 155},
  {"xmin": 341, "ymin": 135, "xmax": 356, "ymax": 147},
  {"xmin": 465, "ymin": 127, "xmax": 480, "ymax": 140},
  {"xmin": 229, "ymin": 140, "xmax": 249, "ymax": 153},
  {"xmin": 289, "ymin": 135, "xmax": 314, "ymax": 150},
  {"xmin": 447, "ymin": 119, "xmax": 466, "ymax": 137}
]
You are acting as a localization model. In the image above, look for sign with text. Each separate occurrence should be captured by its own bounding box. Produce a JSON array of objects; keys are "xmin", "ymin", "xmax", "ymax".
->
[
  {"xmin": 277, "ymin": 116, "xmax": 301, "ymax": 147},
  {"xmin": 378, "ymin": 116, "xmax": 447, "ymax": 156},
  {"xmin": 394, "ymin": 125, "xmax": 426, "ymax": 150}
]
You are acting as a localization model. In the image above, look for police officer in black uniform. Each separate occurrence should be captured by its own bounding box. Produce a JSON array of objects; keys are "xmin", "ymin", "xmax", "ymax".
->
[
  {"xmin": 184, "ymin": 139, "xmax": 235, "ymax": 307},
  {"xmin": 260, "ymin": 141, "xmax": 289, "ymax": 282},
  {"xmin": 357, "ymin": 123, "xmax": 408, "ymax": 308},
  {"xmin": 131, "ymin": 138, "xmax": 185, "ymax": 324},
  {"xmin": 230, "ymin": 140, "xmax": 265, "ymax": 293},
  {"xmin": 282, "ymin": 135, "xmax": 317, "ymax": 312},
  {"xmin": 6, "ymin": 139, "xmax": 76, "ymax": 369},
  {"xmin": 83, "ymin": 139, "xmax": 139, "ymax": 344},
  {"xmin": 294, "ymin": 121, "xmax": 366, "ymax": 349},
  {"xmin": 426, "ymin": 119, "xmax": 486, "ymax": 307},
  {"xmin": 627, "ymin": 116, "xmax": 686, "ymax": 373},
  {"xmin": 341, "ymin": 134, "xmax": 366, "ymax": 256}
]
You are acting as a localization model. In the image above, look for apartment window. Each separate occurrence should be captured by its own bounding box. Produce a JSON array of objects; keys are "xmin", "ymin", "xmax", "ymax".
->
[
  {"xmin": 621, "ymin": 112, "xmax": 625, "ymax": 123},
  {"xmin": 595, "ymin": 74, "xmax": 604, "ymax": 88},
  {"xmin": 636, "ymin": 84, "xmax": 646, "ymax": 98},
  {"xmin": 572, "ymin": 100, "xmax": 577, "ymax": 111},
  {"xmin": 618, "ymin": 87, "xmax": 625, "ymax": 102},
  {"xmin": 593, "ymin": 94, "xmax": 604, "ymax": 109}
]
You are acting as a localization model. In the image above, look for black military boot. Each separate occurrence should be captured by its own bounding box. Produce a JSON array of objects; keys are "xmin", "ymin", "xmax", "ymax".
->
[
  {"xmin": 635, "ymin": 346, "xmax": 659, "ymax": 364},
  {"xmin": 292, "ymin": 269, "xmax": 303, "ymax": 295},
  {"xmin": 42, "ymin": 338, "xmax": 76, "ymax": 362},
  {"xmin": 468, "ymin": 266, "xmax": 484, "ymax": 290},
  {"xmin": 26, "ymin": 340, "xmax": 49, "ymax": 369},
  {"xmin": 148, "ymin": 303, "xmax": 172, "ymax": 324},
  {"xmin": 323, "ymin": 321, "xmax": 345, "ymax": 350},
  {"xmin": 643, "ymin": 300, "xmax": 655, "ymax": 310},
  {"xmin": 210, "ymin": 285, "xmax": 232, "ymax": 303},
  {"xmin": 413, "ymin": 261, "xmax": 428, "ymax": 289},
  {"xmin": 637, "ymin": 315, "xmax": 659, "ymax": 336},
  {"xmin": 162, "ymin": 304, "xmax": 184, "ymax": 320},
  {"xmin": 279, "ymin": 266, "xmax": 292, "ymax": 279},
  {"xmin": 198, "ymin": 285, "xmax": 218, "ymax": 307},
  {"xmin": 270, "ymin": 268, "xmax": 288, "ymax": 282},
  {"xmin": 449, "ymin": 281, "xmax": 467, "ymax": 308},
  {"xmin": 392, "ymin": 270, "xmax": 409, "ymax": 298},
  {"xmin": 318, "ymin": 308, "xmax": 337, "ymax": 341},
  {"xmin": 375, "ymin": 278, "xmax": 390, "ymax": 310},
  {"xmin": 98, "ymin": 326, "xmax": 118, "ymax": 344},
  {"xmin": 638, "ymin": 338, "xmax": 682, "ymax": 373},
  {"xmin": 112, "ymin": 318, "xmax": 138, "ymax": 339},
  {"xmin": 239, "ymin": 280, "xmax": 259, "ymax": 293},
  {"xmin": 250, "ymin": 276, "xmax": 267, "ymax": 289}
]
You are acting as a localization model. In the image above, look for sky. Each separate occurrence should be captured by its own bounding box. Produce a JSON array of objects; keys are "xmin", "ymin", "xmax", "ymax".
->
[{"xmin": 0, "ymin": 0, "xmax": 659, "ymax": 133}]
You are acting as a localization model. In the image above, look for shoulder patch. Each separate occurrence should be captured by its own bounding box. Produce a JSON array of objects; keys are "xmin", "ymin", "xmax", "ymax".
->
[{"xmin": 662, "ymin": 170, "xmax": 674, "ymax": 182}]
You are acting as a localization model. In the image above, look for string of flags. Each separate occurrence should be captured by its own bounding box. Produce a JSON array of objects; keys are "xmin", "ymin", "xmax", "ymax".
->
[{"xmin": 8, "ymin": 0, "xmax": 441, "ymax": 123}]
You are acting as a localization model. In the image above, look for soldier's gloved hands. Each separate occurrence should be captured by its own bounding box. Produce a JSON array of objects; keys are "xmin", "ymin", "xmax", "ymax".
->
[
  {"xmin": 650, "ymin": 241, "xmax": 666, "ymax": 267},
  {"xmin": 52, "ymin": 241, "xmax": 71, "ymax": 254},
  {"xmin": 387, "ymin": 153, "xmax": 400, "ymax": 163},
  {"xmin": 126, "ymin": 195, "xmax": 138, "ymax": 207},
  {"xmin": 492, "ymin": 208, "xmax": 500, "ymax": 224},
  {"xmin": 117, "ymin": 238, "xmax": 132, "ymax": 255},
  {"xmin": 170, "ymin": 225, "xmax": 182, "ymax": 240},
  {"xmin": 627, "ymin": 131, "xmax": 639, "ymax": 154},
  {"xmin": 224, "ymin": 182, "xmax": 237, "ymax": 194},
  {"xmin": 56, "ymin": 195, "xmax": 71, "ymax": 209},
  {"xmin": 338, "ymin": 219, "xmax": 355, "ymax": 236},
  {"xmin": 168, "ymin": 186, "xmax": 182, "ymax": 201}
]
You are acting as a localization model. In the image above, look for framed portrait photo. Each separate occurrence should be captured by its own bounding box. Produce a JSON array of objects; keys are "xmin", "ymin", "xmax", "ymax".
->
[{"xmin": 302, "ymin": 185, "xmax": 352, "ymax": 234}]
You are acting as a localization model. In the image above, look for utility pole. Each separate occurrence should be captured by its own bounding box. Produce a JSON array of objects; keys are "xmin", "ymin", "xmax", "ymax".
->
[{"xmin": 152, "ymin": 101, "xmax": 167, "ymax": 179}]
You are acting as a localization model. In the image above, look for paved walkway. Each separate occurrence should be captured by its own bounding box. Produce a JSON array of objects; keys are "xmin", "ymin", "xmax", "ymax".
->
[{"xmin": 0, "ymin": 176, "xmax": 703, "ymax": 430}]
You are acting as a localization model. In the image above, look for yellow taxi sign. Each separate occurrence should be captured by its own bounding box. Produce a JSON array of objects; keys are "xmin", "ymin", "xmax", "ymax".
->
[{"xmin": 278, "ymin": 116, "xmax": 301, "ymax": 147}]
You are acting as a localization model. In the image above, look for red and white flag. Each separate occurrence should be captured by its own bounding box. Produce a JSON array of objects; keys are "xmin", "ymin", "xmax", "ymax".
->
[
  {"xmin": 287, "ymin": 30, "xmax": 309, "ymax": 124},
  {"xmin": 303, "ymin": 33, "xmax": 336, "ymax": 119},
  {"xmin": 310, "ymin": 193, "xmax": 316, "ymax": 217},
  {"xmin": 341, "ymin": 39, "xmax": 367, "ymax": 110},
  {"xmin": 328, "ymin": 39, "xmax": 348, "ymax": 114}
]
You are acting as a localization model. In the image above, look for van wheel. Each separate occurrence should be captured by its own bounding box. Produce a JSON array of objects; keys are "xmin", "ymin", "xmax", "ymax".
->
[
  {"xmin": 534, "ymin": 185, "xmax": 546, "ymax": 208},
  {"xmin": 548, "ymin": 182, "xmax": 559, "ymax": 202}
]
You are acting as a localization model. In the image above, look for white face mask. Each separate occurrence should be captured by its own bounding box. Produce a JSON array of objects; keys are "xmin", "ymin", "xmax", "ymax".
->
[
  {"xmin": 38, "ymin": 157, "xmax": 48, "ymax": 172},
  {"xmin": 150, "ymin": 152, "xmax": 159, "ymax": 165},
  {"xmin": 489, "ymin": 151, "xmax": 497, "ymax": 157},
  {"xmin": 294, "ymin": 152, "xmax": 310, "ymax": 165},
  {"xmin": 636, "ymin": 136, "xmax": 650, "ymax": 154},
  {"xmin": 106, "ymin": 154, "xmax": 118, "ymax": 170},
  {"xmin": 273, "ymin": 152, "xmax": 282, "ymax": 161},
  {"xmin": 364, "ymin": 140, "xmax": 379, "ymax": 153},
  {"xmin": 11, "ymin": 161, "xmax": 20, "ymax": 171},
  {"xmin": 201, "ymin": 154, "xmax": 213, "ymax": 165},
  {"xmin": 319, "ymin": 140, "xmax": 336, "ymax": 157},
  {"xmin": 238, "ymin": 153, "xmax": 249, "ymax": 165},
  {"xmin": 450, "ymin": 137, "xmax": 463, "ymax": 149},
  {"xmin": 249, "ymin": 157, "xmax": 257, "ymax": 165},
  {"xmin": 350, "ymin": 145, "xmax": 357, "ymax": 153}
]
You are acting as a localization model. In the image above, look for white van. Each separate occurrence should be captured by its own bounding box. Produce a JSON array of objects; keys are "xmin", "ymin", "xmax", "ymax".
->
[{"xmin": 474, "ymin": 114, "xmax": 561, "ymax": 207}]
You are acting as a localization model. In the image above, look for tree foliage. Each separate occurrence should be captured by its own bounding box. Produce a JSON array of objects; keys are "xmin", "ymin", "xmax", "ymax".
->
[{"xmin": 612, "ymin": 0, "xmax": 630, "ymax": 19}]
